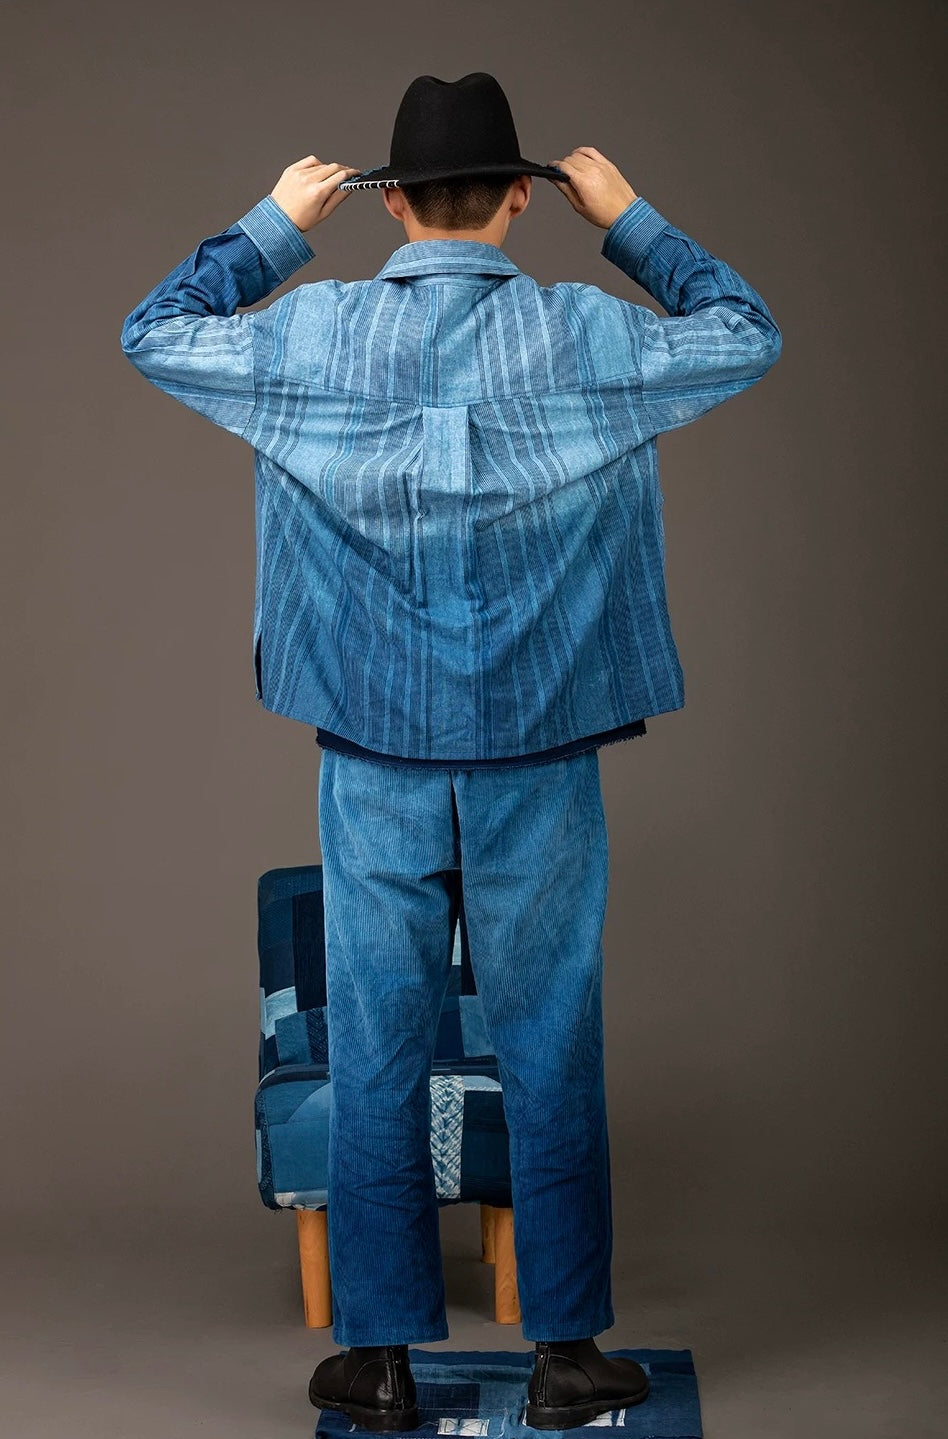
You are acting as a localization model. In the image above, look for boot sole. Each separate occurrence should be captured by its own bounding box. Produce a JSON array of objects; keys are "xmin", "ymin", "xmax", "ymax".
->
[
  {"xmin": 308, "ymin": 1387, "xmax": 421, "ymax": 1431},
  {"xmin": 524, "ymin": 1380, "xmax": 650, "ymax": 1430}
]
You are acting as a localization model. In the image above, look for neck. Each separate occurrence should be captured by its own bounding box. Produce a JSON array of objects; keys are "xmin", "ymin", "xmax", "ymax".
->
[{"xmin": 400, "ymin": 220, "xmax": 509, "ymax": 247}]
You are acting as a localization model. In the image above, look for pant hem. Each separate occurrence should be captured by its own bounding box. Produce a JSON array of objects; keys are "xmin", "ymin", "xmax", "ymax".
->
[
  {"xmin": 333, "ymin": 1327, "xmax": 451, "ymax": 1346},
  {"xmin": 522, "ymin": 1317, "xmax": 616, "ymax": 1343}
]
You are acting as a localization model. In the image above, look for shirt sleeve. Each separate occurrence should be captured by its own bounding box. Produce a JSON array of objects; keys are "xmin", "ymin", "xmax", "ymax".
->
[
  {"xmin": 600, "ymin": 196, "xmax": 782, "ymax": 437},
  {"xmin": 119, "ymin": 194, "xmax": 315, "ymax": 439}
]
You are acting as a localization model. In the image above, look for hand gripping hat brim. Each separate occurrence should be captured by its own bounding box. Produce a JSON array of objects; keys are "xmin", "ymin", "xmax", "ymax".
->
[{"xmin": 338, "ymin": 72, "xmax": 567, "ymax": 190}]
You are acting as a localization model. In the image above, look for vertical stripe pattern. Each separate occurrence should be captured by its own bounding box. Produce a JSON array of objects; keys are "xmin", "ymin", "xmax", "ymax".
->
[{"xmin": 121, "ymin": 192, "xmax": 781, "ymax": 760}]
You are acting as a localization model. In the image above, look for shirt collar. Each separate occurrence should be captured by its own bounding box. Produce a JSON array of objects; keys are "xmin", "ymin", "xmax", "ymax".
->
[{"xmin": 374, "ymin": 239, "xmax": 522, "ymax": 280}]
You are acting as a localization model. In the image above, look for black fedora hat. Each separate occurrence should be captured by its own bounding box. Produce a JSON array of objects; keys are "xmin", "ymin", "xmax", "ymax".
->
[{"xmin": 338, "ymin": 72, "xmax": 567, "ymax": 190}]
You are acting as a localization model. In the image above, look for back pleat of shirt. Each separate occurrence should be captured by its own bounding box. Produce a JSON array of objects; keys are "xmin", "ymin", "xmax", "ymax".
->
[{"xmin": 242, "ymin": 272, "xmax": 679, "ymax": 757}]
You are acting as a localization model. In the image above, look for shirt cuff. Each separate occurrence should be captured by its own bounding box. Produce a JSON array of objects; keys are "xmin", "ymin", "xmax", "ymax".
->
[
  {"xmin": 235, "ymin": 194, "xmax": 315, "ymax": 282},
  {"xmin": 600, "ymin": 196, "xmax": 668, "ymax": 269}
]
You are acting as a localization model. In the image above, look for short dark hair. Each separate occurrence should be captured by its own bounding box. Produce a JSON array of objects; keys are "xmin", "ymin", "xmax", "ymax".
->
[{"xmin": 399, "ymin": 173, "xmax": 517, "ymax": 230}]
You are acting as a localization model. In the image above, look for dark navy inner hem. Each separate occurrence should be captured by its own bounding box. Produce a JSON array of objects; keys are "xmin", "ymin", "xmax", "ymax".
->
[{"xmin": 314, "ymin": 718, "xmax": 647, "ymax": 769}]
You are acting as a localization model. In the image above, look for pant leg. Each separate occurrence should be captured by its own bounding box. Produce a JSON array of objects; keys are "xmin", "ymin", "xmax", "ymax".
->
[
  {"xmin": 452, "ymin": 751, "xmax": 615, "ymax": 1341},
  {"xmin": 317, "ymin": 747, "xmax": 461, "ymax": 1346}
]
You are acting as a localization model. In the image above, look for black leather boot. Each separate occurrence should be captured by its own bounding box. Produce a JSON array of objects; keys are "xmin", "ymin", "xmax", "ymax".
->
[
  {"xmin": 308, "ymin": 1343, "xmax": 420, "ymax": 1431},
  {"xmin": 525, "ymin": 1336, "xmax": 650, "ymax": 1429}
]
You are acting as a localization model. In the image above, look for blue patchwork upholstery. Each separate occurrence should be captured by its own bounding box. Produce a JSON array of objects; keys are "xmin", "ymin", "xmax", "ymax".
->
[{"xmin": 254, "ymin": 865, "xmax": 513, "ymax": 1212}]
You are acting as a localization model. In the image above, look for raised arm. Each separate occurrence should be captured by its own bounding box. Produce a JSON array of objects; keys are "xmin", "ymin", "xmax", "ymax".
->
[
  {"xmin": 119, "ymin": 158, "xmax": 357, "ymax": 439},
  {"xmin": 549, "ymin": 146, "xmax": 782, "ymax": 436}
]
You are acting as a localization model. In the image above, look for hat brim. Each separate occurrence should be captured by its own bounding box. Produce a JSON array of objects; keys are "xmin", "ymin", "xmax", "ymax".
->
[{"xmin": 338, "ymin": 159, "xmax": 568, "ymax": 191}]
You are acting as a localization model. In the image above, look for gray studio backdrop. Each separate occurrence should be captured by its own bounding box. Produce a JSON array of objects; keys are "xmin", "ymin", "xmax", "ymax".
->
[{"xmin": 2, "ymin": 0, "xmax": 944, "ymax": 1286}]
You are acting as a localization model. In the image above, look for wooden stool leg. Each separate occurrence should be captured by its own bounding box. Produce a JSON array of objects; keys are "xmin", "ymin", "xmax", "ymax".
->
[
  {"xmin": 480, "ymin": 1202, "xmax": 496, "ymax": 1263},
  {"xmin": 297, "ymin": 1207, "xmax": 332, "ymax": 1328},
  {"xmin": 492, "ymin": 1205, "xmax": 521, "ymax": 1324}
]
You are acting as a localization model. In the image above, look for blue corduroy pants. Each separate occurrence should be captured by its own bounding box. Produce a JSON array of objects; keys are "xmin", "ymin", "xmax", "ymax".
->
[{"xmin": 317, "ymin": 745, "xmax": 616, "ymax": 1346}]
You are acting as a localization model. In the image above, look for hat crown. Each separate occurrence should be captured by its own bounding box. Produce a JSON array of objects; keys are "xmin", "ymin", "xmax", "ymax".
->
[{"xmin": 390, "ymin": 72, "xmax": 522, "ymax": 174}]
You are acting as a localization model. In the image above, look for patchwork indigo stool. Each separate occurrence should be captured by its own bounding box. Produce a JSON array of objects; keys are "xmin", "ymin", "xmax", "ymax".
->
[{"xmin": 254, "ymin": 864, "xmax": 519, "ymax": 1328}]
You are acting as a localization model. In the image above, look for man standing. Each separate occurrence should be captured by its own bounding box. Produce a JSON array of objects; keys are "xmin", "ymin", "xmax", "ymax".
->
[{"xmin": 121, "ymin": 72, "xmax": 781, "ymax": 1431}]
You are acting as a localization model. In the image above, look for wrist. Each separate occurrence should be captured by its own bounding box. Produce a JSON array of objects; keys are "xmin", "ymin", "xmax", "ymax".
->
[
  {"xmin": 602, "ymin": 191, "xmax": 638, "ymax": 229},
  {"xmin": 269, "ymin": 192, "xmax": 307, "ymax": 234}
]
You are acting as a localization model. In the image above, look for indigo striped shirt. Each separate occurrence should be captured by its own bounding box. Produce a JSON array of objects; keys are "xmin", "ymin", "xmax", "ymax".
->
[{"xmin": 120, "ymin": 192, "xmax": 781, "ymax": 763}]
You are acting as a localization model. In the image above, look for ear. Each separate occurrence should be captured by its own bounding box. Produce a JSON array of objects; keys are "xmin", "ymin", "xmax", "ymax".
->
[
  {"xmin": 383, "ymin": 187, "xmax": 407, "ymax": 221},
  {"xmin": 510, "ymin": 175, "xmax": 532, "ymax": 216}
]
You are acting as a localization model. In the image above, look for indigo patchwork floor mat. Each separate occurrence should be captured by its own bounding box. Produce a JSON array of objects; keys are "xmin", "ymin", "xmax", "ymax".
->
[{"xmin": 313, "ymin": 1347, "xmax": 702, "ymax": 1438}]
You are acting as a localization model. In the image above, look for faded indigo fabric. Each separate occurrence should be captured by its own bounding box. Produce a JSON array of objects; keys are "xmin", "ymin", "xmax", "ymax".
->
[
  {"xmin": 120, "ymin": 193, "xmax": 781, "ymax": 762},
  {"xmin": 316, "ymin": 746, "xmax": 614, "ymax": 1345}
]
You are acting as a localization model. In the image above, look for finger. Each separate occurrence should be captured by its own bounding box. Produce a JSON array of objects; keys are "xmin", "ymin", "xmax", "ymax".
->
[
  {"xmin": 561, "ymin": 152, "xmax": 596, "ymax": 172},
  {"xmin": 313, "ymin": 167, "xmax": 359, "ymax": 190},
  {"xmin": 316, "ymin": 189, "xmax": 352, "ymax": 222},
  {"xmin": 549, "ymin": 159, "xmax": 581, "ymax": 185},
  {"xmin": 311, "ymin": 167, "xmax": 355, "ymax": 188}
]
